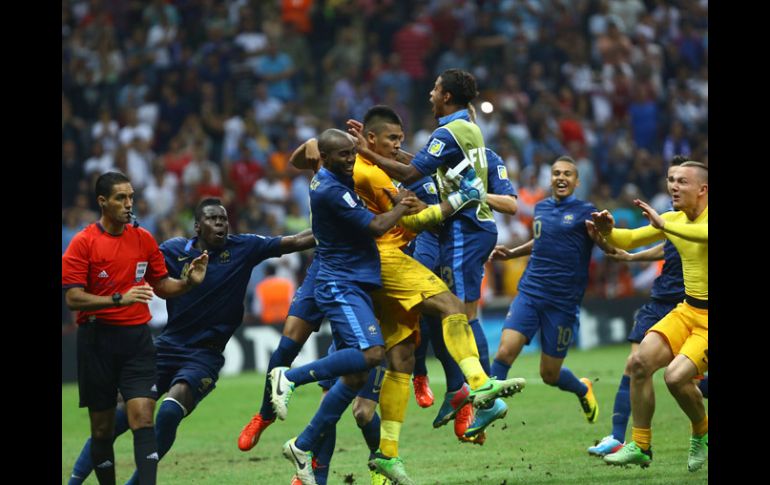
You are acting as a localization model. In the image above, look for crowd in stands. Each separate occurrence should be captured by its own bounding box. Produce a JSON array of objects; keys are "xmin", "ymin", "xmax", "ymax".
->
[{"xmin": 62, "ymin": 0, "xmax": 708, "ymax": 323}]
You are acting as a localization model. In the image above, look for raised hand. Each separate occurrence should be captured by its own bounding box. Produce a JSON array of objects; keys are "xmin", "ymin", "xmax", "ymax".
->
[
  {"xmin": 186, "ymin": 250, "xmax": 209, "ymax": 286},
  {"xmin": 590, "ymin": 210, "xmax": 615, "ymax": 235},
  {"xmin": 346, "ymin": 119, "xmax": 367, "ymax": 148},
  {"xmin": 634, "ymin": 199, "xmax": 665, "ymax": 229}
]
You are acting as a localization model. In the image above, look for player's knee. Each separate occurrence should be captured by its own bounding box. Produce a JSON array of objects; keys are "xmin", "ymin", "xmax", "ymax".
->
[
  {"xmin": 91, "ymin": 421, "xmax": 114, "ymax": 440},
  {"xmin": 352, "ymin": 400, "xmax": 375, "ymax": 427},
  {"xmin": 540, "ymin": 368, "xmax": 560, "ymax": 385},
  {"xmin": 363, "ymin": 346, "xmax": 385, "ymax": 368},
  {"xmin": 627, "ymin": 352, "xmax": 651, "ymax": 380},
  {"xmin": 663, "ymin": 365, "xmax": 689, "ymax": 391}
]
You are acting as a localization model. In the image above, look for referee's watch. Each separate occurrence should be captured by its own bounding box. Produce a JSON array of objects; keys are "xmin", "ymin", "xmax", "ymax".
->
[{"xmin": 112, "ymin": 292, "xmax": 123, "ymax": 306}]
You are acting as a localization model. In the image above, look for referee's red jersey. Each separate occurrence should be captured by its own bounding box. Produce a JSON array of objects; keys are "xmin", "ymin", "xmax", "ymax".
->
[{"xmin": 62, "ymin": 222, "xmax": 168, "ymax": 326}]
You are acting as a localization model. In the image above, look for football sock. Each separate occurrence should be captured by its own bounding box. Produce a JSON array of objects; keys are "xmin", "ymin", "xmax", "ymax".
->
[
  {"xmin": 553, "ymin": 367, "xmax": 587, "ymax": 396},
  {"xmin": 428, "ymin": 315, "xmax": 465, "ymax": 391},
  {"xmin": 692, "ymin": 416, "xmax": 708, "ymax": 437},
  {"xmin": 296, "ymin": 380, "xmax": 357, "ymax": 451},
  {"xmin": 69, "ymin": 407, "xmax": 129, "ymax": 484},
  {"xmin": 490, "ymin": 359, "xmax": 511, "ymax": 381},
  {"xmin": 442, "ymin": 313, "xmax": 487, "ymax": 389},
  {"xmin": 313, "ymin": 426, "xmax": 335, "ymax": 485},
  {"xmin": 360, "ymin": 411, "xmax": 381, "ymax": 458},
  {"xmin": 468, "ymin": 318, "xmax": 490, "ymax": 374},
  {"xmin": 132, "ymin": 426, "xmax": 158, "ymax": 485},
  {"xmin": 125, "ymin": 398, "xmax": 187, "ymax": 485},
  {"xmin": 632, "ymin": 427, "xmax": 652, "ymax": 451},
  {"xmin": 91, "ymin": 437, "xmax": 116, "ymax": 485},
  {"xmin": 379, "ymin": 371, "xmax": 410, "ymax": 458},
  {"xmin": 260, "ymin": 336, "xmax": 302, "ymax": 419},
  {"xmin": 611, "ymin": 375, "xmax": 631, "ymax": 442},
  {"xmin": 287, "ymin": 348, "xmax": 368, "ymax": 386}
]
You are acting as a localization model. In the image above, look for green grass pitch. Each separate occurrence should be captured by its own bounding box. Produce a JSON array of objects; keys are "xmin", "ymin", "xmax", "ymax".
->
[{"xmin": 62, "ymin": 344, "xmax": 708, "ymax": 484}]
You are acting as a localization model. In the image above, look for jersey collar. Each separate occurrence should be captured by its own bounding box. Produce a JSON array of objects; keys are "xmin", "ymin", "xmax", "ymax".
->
[{"xmin": 438, "ymin": 109, "xmax": 470, "ymax": 126}]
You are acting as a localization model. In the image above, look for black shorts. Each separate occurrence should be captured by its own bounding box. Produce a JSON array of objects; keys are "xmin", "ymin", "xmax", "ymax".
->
[{"xmin": 77, "ymin": 322, "xmax": 158, "ymax": 411}]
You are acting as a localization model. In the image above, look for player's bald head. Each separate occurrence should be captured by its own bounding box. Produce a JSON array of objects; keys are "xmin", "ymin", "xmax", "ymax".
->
[{"xmin": 318, "ymin": 128, "xmax": 354, "ymax": 154}]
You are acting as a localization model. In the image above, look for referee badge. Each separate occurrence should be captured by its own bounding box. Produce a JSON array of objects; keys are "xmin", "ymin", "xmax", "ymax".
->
[{"xmin": 135, "ymin": 261, "xmax": 148, "ymax": 282}]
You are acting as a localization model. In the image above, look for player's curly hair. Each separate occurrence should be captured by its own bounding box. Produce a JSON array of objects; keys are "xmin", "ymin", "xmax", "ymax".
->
[{"xmin": 439, "ymin": 69, "xmax": 479, "ymax": 107}]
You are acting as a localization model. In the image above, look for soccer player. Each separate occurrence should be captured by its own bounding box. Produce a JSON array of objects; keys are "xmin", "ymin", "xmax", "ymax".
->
[
  {"xmin": 276, "ymin": 128, "xmax": 418, "ymax": 485},
  {"xmin": 66, "ymin": 197, "xmax": 315, "ymax": 484},
  {"xmin": 407, "ymin": 147, "xmax": 519, "ymax": 444},
  {"xmin": 488, "ymin": 156, "xmax": 614, "ymax": 430},
  {"xmin": 592, "ymin": 161, "xmax": 708, "ymax": 471},
  {"xmin": 348, "ymin": 70, "xmax": 525, "ymax": 445},
  {"xmin": 63, "ymin": 172, "xmax": 209, "ymax": 485},
  {"xmin": 584, "ymin": 156, "xmax": 709, "ymax": 456}
]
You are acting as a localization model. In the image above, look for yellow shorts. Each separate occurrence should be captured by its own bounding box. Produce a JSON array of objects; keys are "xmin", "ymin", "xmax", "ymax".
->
[
  {"xmin": 647, "ymin": 301, "xmax": 708, "ymax": 374},
  {"xmin": 371, "ymin": 248, "xmax": 449, "ymax": 350}
]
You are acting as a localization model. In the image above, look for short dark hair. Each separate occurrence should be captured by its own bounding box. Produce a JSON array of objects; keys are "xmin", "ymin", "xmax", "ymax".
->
[
  {"xmin": 363, "ymin": 105, "xmax": 403, "ymax": 134},
  {"xmin": 195, "ymin": 198, "xmax": 223, "ymax": 221},
  {"xmin": 95, "ymin": 171, "xmax": 130, "ymax": 199},
  {"xmin": 553, "ymin": 155, "xmax": 579, "ymax": 177},
  {"xmin": 439, "ymin": 69, "xmax": 479, "ymax": 106},
  {"xmin": 670, "ymin": 154, "xmax": 690, "ymax": 166}
]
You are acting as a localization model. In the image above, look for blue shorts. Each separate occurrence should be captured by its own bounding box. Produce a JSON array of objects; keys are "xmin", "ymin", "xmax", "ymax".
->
[
  {"xmin": 629, "ymin": 299, "xmax": 680, "ymax": 343},
  {"xmin": 154, "ymin": 341, "xmax": 225, "ymax": 411},
  {"xmin": 438, "ymin": 218, "xmax": 497, "ymax": 302},
  {"xmin": 410, "ymin": 230, "xmax": 440, "ymax": 272},
  {"xmin": 318, "ymin": 342, "xmax": 386, "ymax": 402},
  {"xmin": 288, "ymin": 258, "xmax": 325, "ymax": 329},
  {"xmin": 315, "ymin": 280, "xmax": 384, "ymax": 351},
  {"xmin": 504, "ymin": 292, "xmax": 580, "ymax": 359}
]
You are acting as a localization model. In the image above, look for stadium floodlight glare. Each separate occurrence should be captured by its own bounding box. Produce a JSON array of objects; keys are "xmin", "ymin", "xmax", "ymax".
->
[{"xmin": 481, "ymin": 101, "xmax": 494, "ymax": 114}]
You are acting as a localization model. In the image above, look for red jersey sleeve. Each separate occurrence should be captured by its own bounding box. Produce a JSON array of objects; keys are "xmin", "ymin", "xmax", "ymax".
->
[
  {"xmin": 62, "ymin": 231, "xmax": 90, "ymax": 289},
  {"xmin": 140, "ymin": 228, "xmax": 169, "ymax": 285}
]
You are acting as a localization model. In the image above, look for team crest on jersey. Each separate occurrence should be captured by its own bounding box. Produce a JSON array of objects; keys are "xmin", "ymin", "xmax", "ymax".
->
[
  {"xmin": 427, "ymin": 138, "xmax": 445, "ymax": 157},
  {"xmin": 562, "ymin": 214, "xmax": 575, "ymax": 225},
  {"xmin": 135, "ymin": 262, "xmax": 148, "ymax": 282},
  {"xmin": 368, "ymin": 324, "xmax": 378, "ymax": 335},
  {"xmin": 497, "ymin": 165, "xmax": 508, "ymax": 180},
  {"xmin": 342, "ymin": 191, "xmax": 357, "ymax": 208},
  {"xmin": 219, "ymin": 250, "xmax": 231, "ymax": 264},
  {"xmin": 422, "ymin": 182, "xmax": 438, "ymax": 195}
]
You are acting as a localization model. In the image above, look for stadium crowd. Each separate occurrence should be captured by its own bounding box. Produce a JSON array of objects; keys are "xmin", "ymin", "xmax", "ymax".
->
[{"xmin": 62, "ymin": 0, "xmax": 708, "ymax": 321}]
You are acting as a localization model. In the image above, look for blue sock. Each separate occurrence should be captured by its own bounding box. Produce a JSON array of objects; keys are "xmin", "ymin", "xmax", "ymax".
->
[
  {"xmin": 312, "ymin": 426, "xmax": 335, "ymax": 485},
  {"xmin": 611, "ymin": 375, "xmax": 631, "ymax": 442},
  {"xmin": 260, "ymin": 336, "xmax": 303, "ymax": 419},
  {"xmin": 428, "ymin": 315, "xmax": 465, "ymax": 391},
  {"xmin": 469, "ymin": 318, "xmax": 490, "ymax": 374},
  {"xmin": 68, "ymin": 407, "xmax": 130, "ymax": 485},
  {"xmin": 286, "ymin": 348, "xmax": 368, "ymax": 386},
  {"xmin": 359, "ymin": 412, "xmax": 381, "ymax": 458},
  {"xmin": 698, "ymin": 375, "xmax": 708, "ymax": 399},
  {"xmin": 413, "ymin": 317, "xmax": 431, "ymax": 376},
  {"xmin": 490, "ymin": 359, "xmax": 511, "ymax": 380},
  {"xmin": 553, "ymin": 367, "xmax": 588, "ymax": 395},
  {"xmin": 296, "ymin": 380, "xmax": 357, "ymax": 451},
  {"xmin": 125, "ymin": 399, "xmax": 186, "ymax": 485}
]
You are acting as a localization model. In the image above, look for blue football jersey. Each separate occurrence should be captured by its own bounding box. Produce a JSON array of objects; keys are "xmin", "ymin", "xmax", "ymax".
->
[
  {"xmin": 310, "ymin": 167, "xmax": 381, "ymax": 287},
  {"xmin": 486, "ymin": 148, "xmax": 517, "ymax": 198},
  {"xmin": 157, "ymin": 234, "xmax": 283, "ymax": 347},
  {"xmin": 651, "ymin": 240, "xmax": 685, "ymax": 302},
  {"xmin": 517, "ymin": 195, "xmax": 596, "ymax": 305}
]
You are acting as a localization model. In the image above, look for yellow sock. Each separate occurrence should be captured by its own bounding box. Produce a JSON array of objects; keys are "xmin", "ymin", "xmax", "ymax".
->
[
  {"xmin": 379, "ymin": 370, "xmax": 410, "ymax": 457},
  {"xmin": 441, "ymin": 314, "xmax": 488, "ymax": 389},
  {"xmin": 632, "ymin": 427, "xmax": 652, "ymax": 451},
  {"xmin": 692, "ymin": 416, "xmax": 708, "ymax": 437}
]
